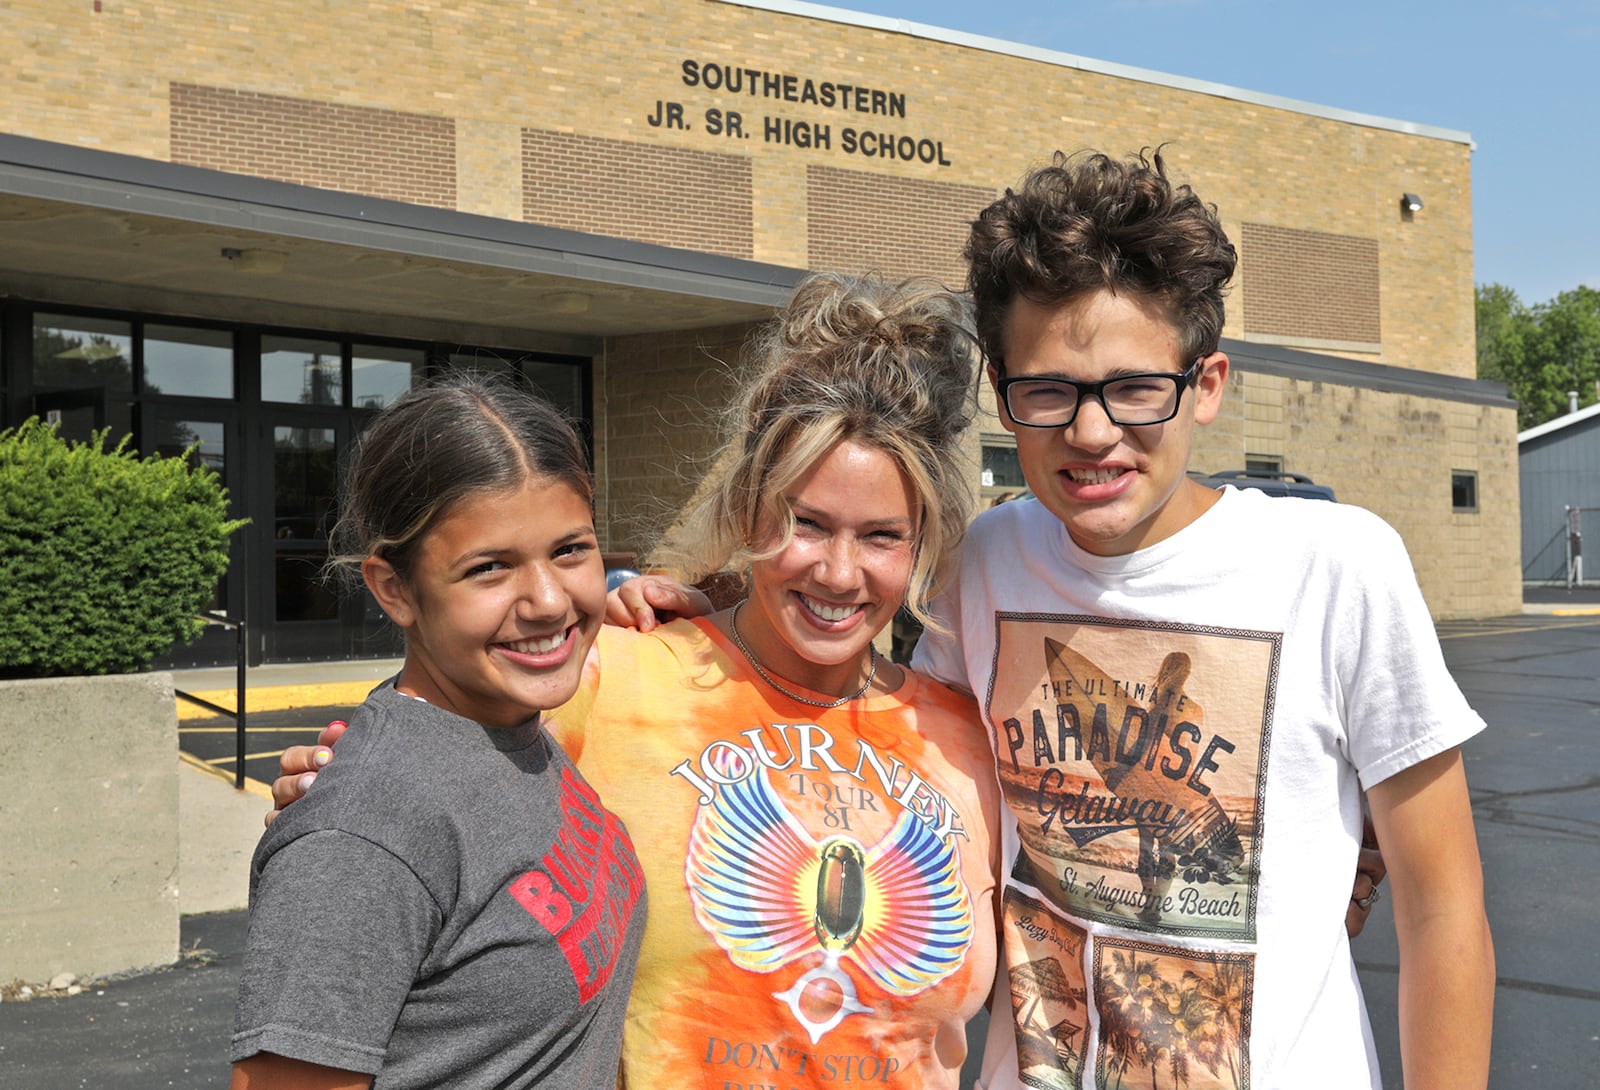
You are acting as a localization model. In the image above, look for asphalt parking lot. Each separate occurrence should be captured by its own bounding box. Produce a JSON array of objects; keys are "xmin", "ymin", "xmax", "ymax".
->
[
  {"xmin": 1357, "ymin": 606, "xmax": 1600, "ymax": 1088},
  {"xmin": 2, "ymin": 601, "xmax": 1597, "ymax": 1088},
  {"xmin": 175, "ymin": 705, "xmax": 352, "ymax": 789}
]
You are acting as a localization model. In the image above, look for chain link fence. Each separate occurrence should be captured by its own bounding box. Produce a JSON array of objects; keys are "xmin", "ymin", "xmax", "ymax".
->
[{"xmin": 1525, "ymin": 505, "xmax": 1598, "ymax": 586}]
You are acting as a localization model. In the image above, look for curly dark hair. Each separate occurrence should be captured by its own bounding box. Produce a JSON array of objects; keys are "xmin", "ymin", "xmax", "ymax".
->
[{"xmin": 964, "ymin": 147, "xmax": 1237, "ymax": 367}]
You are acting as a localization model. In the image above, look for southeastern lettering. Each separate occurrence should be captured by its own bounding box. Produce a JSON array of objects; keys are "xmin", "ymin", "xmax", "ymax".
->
[{"xmin": 681, "ymin": 59, "xmax": 907, "ymax": 117}]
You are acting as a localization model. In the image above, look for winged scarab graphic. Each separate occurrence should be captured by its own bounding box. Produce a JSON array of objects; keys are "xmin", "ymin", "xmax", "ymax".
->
[{"xmin": 685, "ymin": 756, "xmax": 974, "ymax": 1041}]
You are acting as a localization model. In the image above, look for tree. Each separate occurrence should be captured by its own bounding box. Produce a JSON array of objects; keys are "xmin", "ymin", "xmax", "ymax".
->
[
  {"xmin": 1474, "ymin": 282, "xmax": 1523, "ymax": 386},
  {"xmin": 1476, "ymin": 283, "xmax": 1600, "ymax": 429}
]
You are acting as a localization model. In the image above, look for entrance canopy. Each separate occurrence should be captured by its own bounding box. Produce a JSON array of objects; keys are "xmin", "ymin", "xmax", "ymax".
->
[{"xmin": 0, "ymin": 133, "xmax": 804, "ymax": 348}]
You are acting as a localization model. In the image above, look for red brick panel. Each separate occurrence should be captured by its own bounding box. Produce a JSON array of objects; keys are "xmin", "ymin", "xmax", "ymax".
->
[
  {"xmin": 1240, "ymin": 223, "xmax": 1381, "ymax": 345},
  {"xmin": 806, "ymin": 166, "xmax": 993, "ymax": 285},
  {"xmin": 169, "ymin": 83, "xmax": 456, "ymax": 208},
  {"xmin": 522, "ymin": 130, "xmax": 753, "ymax": 258}
]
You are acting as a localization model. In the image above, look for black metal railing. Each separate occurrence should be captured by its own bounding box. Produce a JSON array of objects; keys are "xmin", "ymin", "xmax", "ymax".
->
[{"xmin": 174, "ymin": 612, "xmax": 248, "ymax": 788}]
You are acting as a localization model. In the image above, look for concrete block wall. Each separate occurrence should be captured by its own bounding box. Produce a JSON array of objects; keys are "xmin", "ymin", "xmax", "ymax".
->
[
  {"xmin": 1195, "ymin": 371, "xmax": 1522, "ymax": 619},
  {"xmin": 0, "ymin": 673, "xmax": 180, "ymax": 983}
]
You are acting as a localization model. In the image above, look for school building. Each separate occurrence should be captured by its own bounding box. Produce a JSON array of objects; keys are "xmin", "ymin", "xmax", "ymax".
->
[{"xmin": 0, "ymin": 0, "xmax": 1521, "ymax": 665}]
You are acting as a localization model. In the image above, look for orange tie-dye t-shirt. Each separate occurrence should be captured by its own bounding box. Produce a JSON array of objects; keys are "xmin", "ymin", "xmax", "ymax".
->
[{"xmin": 547, "ymin": 619, "xmax": 1000, "ymax": 1090}]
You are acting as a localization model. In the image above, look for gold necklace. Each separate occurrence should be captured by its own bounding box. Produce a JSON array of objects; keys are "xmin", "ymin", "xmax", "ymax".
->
[{"xmin": 728, "ymin": 600, "xmax": 878, "ymax": 709}]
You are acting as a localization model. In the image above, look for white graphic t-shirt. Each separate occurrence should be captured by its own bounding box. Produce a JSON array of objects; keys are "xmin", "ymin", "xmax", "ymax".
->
[{"xmin": 914, "ymin": 488, "xmax": 1483, "ymax": 1090}]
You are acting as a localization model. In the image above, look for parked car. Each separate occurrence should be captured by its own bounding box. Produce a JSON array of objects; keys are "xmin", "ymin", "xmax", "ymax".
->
[{"xmin": 1189, "ymin": 469, "xmax": 1337, "ymax": 501}]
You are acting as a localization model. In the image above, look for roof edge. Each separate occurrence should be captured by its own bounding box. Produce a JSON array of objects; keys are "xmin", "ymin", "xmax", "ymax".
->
[
  {"xmin": 0, "ymin": 133, "xmax": 807, "ymax": 307},
  {"xmin": 1519, "ymin": 401, "xmax": 1600, "ymax": 443},
  {"xmin": 1223, "ymin": 337, "xmax": 1515, "ymax": 409}
]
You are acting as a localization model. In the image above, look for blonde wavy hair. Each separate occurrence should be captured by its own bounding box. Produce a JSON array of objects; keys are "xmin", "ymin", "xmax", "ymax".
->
[{"xmin": 649, "ymin": 272, "xmax": 979, "ymax": 630}]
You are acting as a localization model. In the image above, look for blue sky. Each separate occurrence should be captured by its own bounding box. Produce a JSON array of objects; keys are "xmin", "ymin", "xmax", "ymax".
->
[{"xmin": 836, "ymin": 0, "xmax": 1598, "ymax": 307}]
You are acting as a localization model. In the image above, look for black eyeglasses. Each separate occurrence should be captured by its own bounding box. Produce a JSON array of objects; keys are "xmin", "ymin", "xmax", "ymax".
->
[{"xmin": 995, "ymin": 358, "xmax": 1204, "ymax": 429}]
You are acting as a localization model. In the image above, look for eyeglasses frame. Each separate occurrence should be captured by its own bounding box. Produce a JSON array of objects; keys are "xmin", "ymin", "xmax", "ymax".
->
[{"xmin": 994, "ymin": 356, "xmax": 1208, "ymax": 429}]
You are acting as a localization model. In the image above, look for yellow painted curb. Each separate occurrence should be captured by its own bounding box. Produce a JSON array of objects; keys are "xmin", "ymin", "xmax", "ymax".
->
[
  {"xmin": 179, "ymin": 749, "xmax": 275, "ymax": 801},
  {"xmin": 175, "ymin": 681, "xmax": 377, "ymax": 720},
  {"xmin": 1552, "ymin": 607, "xmax": 1600, "ymax": 617}
]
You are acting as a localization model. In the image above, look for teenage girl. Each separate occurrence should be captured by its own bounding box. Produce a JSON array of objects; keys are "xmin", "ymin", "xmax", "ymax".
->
[{"xmin": 230, "ymin": 375, "xmax": 646, "ymax": 1090}]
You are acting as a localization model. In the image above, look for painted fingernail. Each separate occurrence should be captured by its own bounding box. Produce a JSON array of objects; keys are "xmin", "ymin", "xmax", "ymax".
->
[
  {"xmin": 298, "ymin": 773, "xmax": 317, "ymax": 791},
  {"xmin": 313, "ymin": 748, "xmax": 332, "ymax": 766}
]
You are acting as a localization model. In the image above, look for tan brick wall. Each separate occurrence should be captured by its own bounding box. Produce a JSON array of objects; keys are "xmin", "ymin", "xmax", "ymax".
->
[
  {"xmin": 0, "ymin": 0, "xmax": 1504, "ymax": 615},
  {"xmin": 523, "ymin": 129, "xmax": 754, "ymax": 258},
  {"xmin": 169, "ymin": 84, "xmax": 456, "ymax": 208},
  {"xmin": 456, "ymin": 117, "xmax": 525, "ymax": 223},
  {"xmin": 1240, "ymin": 224, "xmax": 1381, "ymax": 345},
  {"xmin": 0, "ymin": 0, "xmax": 1477, "ymax": 377},
  {"xmin": 806, "ymin": 166, "xmax": 994, "ymax": 284},
  {"xmin": 595, "ymin": 322, "xmax": 758, "ymax": 556}
]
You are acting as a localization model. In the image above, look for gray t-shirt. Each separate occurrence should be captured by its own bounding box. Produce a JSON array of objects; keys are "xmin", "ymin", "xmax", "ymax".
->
[{"xmin": 232, "ymin": 681, "xmax": 646, "ymax": 1088}]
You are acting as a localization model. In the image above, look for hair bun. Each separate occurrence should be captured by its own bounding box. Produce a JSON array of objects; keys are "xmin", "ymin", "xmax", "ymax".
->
[
  {"xmin": 647, "ymin": 272, "xmax": 979, "ymax": 626},
  {"xmin": 778, "ymin": 273, "xmax": 961, "ymax": 357},
  {"xmin": 763, "ymin": 273, "xmax": 978, "ymax": 441}
]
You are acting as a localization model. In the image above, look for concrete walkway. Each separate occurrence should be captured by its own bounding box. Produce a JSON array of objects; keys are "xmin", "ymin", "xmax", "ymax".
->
[
  {"xmin": 171, "ymin": 657, "xmax": 400, "ymax": 915},
  {"xmin": 1519, "ymin": 582, "xmax": 1600, "ymax": 615}
]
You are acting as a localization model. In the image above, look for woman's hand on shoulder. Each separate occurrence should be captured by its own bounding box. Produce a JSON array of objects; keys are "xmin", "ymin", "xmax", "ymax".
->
[
  {"xmin": 1346, "ymin": 808, "xmax": 1387, "ymax": 938},
  {"xmin": 264, "ymin": 720, "xmax": 348, "ymax": 827},
  {"xmin": 605, "ymin": 574, "xmax": 713, "ymax": 632}
]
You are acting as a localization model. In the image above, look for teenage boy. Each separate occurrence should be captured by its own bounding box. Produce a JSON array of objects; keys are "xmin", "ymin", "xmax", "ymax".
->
[{"xmin": 912, "ymin": 149, "xmax": 1493, "ymax": 1090}]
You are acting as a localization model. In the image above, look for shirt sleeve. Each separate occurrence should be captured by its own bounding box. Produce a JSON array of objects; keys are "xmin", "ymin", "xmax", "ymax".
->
[
  {"xmin": 231, "ymin": 829, "xmax": 442, "ymax": 1074},
  {"xmin": 911, "ymin": 574, "xmax": 974, "ymax": 697},
  {"xmin": 1336, "ymin": 513, "xmax": 1486, "ymax": 788}
]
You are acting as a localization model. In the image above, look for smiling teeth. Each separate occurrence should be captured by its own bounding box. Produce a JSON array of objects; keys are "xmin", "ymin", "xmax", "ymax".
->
[
  {"xmin": 1067, "ymin": 467, "xmax": 1125, "ymax": 485},
  {"xmin": 800, "ymin": 595, "xmax": 859, "ymax": 622},
  {"xmin": 507, "ymin": 631, "xmax": 568, "ymax": 654}
]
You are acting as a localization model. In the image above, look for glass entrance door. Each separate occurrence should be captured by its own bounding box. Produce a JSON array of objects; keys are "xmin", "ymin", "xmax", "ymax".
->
[
  {"xmin": 145, "ymin": 405, "xmax": 243, "ymax": 668},
  {"xmin": 254, "ymin": 412, "xmax": 348, "ymax": 660}
]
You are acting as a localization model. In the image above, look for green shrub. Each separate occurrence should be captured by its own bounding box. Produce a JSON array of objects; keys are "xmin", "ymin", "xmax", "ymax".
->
[{"xmin": 0, "ymin": 419, "xmax": 247, "ymax": 678}]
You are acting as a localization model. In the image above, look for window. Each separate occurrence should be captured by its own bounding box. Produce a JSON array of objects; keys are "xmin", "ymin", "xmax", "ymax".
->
[
  {"xmin": 443, "ymin": 349, "xmax": 586, "ymax": 422},
  {"xmin": 981, "ymin": 438, "xmax": 1028, "ymax": 504},
  {"xmin": 33, "ymin": 313, "xmax": 133, "ymax": 394},
  {"xmin": 145, "ymin": 324, "xmax": 234, "ymax": 399},
  {"xmin": 262, "ymin": 336, "xmax": 343, "ymax": 405},
  {"xmin": 1452, "ymin": 471, "xmax": 1478, "ymax": 513},
  {"xmin": 352, "ymin": 344, "xmax": 425, "ymax": 409},
  {"xmin": 1245, "ymin": 453, "xmax": 1283, "ymax": 474},
  {"xmin": 31, "ymin": 313, "xmax": 135, "ymax": 443}
]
